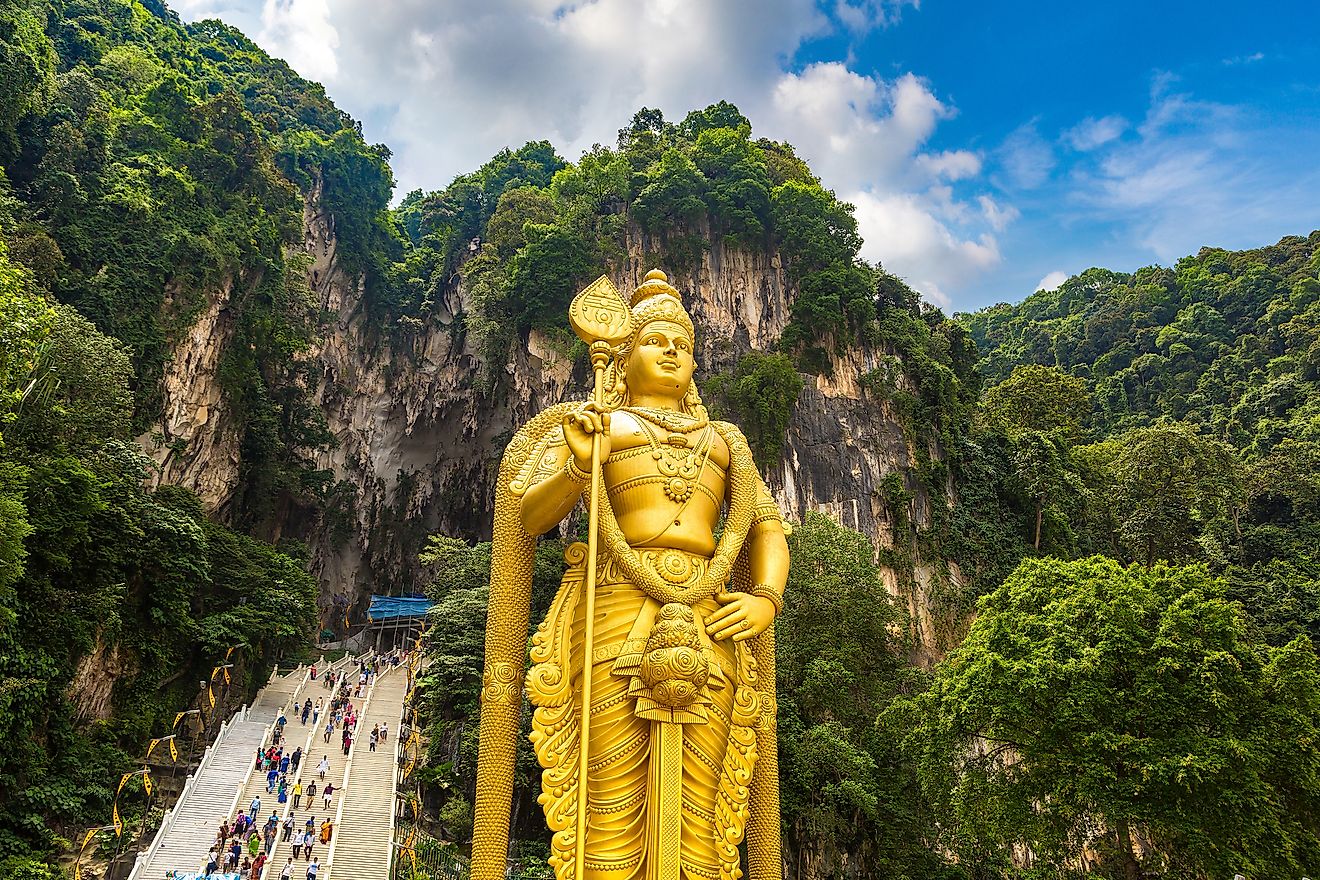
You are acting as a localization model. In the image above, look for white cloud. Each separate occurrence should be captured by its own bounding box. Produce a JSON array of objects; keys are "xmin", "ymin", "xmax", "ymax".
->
[
  {"xmin": 1064, "ymin": 114, "xmax": 1127, "ymax": 151},
  {"xmin": 852, "ymin": 190, "xmax": 1001, "ymax": 308},
  {"xmin": 1066, "ymin": 78, "xmax": 1320, "ymax": 263},
  {"xmin": 1222, "ymin": 51, "xmax": 1264, "ymax": 66},
  {"xmin": 833, "ymin": 0, "xmax": 921, "ymax": 33},
  {"xmin": 1035, "ymin": 270, "xmax": 1067, "ymax": 292},
  {"xmin": 995, "ymin": 120, "xmax": 1055, "ymax": 190},
  {"xmin": 977, "ymin": 195, "xmax": 1019, "ymax": 232},
  {"xmin": 260, "ymin": 0, "xmax": 338, "ymax": 82},
  {"xmin": 766, "ymin": 64, "xmax": 954, "ymax": 191},
  {"xmin": 916, "ymin": 150, "xmax": 981, "ymax": 181},
  {"xmin": 173, "ymin": 0, "xmax": 1011, "ymax": 308}
]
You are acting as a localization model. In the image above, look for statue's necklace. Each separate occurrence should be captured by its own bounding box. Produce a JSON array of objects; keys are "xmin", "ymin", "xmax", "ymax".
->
[
  {"xmin": 633, "ymin": 415, "xmax": 712, "ymax": 504},
  {"xmin": 622, "ymin": 406, "xmax": 709, "ymax": 434}
]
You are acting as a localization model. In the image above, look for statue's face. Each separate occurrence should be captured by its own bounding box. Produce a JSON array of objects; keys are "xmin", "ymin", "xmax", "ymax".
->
[{"xmin": 626, "ymin": 320, "xmax": 696, "ymax": 400}]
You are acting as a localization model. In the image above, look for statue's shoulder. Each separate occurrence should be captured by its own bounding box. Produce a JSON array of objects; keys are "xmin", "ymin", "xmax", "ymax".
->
[{"xmin": 505, "ymin": 402, "xmax": 575, "ymax": 496}]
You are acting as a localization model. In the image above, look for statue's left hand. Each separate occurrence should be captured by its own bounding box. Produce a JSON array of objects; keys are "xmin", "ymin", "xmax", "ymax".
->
[{"xmin": 705, "ymin": 593, "xmax": 776, "ymax": 642}]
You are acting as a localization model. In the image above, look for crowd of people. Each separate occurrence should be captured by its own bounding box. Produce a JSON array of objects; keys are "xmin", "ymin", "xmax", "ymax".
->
[
  {"xmin": 191, "ymin": 651, "xmax": 409, "ymax": 880},
  {"xmin": 202, "ymin": 810, "xmax": 335, "ymax": 880}
]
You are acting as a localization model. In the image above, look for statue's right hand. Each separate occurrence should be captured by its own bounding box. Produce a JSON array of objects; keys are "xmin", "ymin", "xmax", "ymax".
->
[{"xmin": 563, "ymin": 402, "xmax": 611, "ymax": 472}]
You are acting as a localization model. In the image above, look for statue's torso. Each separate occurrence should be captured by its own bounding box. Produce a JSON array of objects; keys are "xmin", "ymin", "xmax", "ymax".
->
[{"xmin": 603, "ymin": 410, "xmax": 729, "ymax": 557}]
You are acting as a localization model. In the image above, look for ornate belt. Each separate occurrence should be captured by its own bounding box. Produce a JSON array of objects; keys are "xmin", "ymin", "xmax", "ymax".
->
[{"xmin": 599, "ymin": 548, "xmax": 720, "ymax": 605}]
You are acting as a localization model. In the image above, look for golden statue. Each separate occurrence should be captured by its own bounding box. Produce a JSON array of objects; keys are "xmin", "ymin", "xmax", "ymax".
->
[{"xmin": 472, "ymin": 270, "xmax": 790, "ymax": 880}]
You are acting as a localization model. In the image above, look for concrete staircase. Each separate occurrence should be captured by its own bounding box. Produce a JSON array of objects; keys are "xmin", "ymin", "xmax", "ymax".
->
[
  {"xmin": 257, "ymin": 654, "xmax": 369, "ymax": 876},
  {"xmin": 129, "ymin": 658, "xmax": 351, "ymax": 880},
  {"xmin": 321, "ymin": 665, "xmax": 409, "ymax": 880}
]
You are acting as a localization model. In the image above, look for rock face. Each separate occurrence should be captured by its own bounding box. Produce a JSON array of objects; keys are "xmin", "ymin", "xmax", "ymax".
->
[
  {"xmin": 141, "ymin": 192, "xmax": 956, "ymax": 657},
  {"xmin": 138, "ymin": 275, "xmax": 244, "ymax": 512}
]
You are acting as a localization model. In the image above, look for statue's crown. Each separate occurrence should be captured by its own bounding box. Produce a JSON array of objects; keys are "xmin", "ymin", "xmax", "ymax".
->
[{"xmin": 629, "ymin": 269, "xmax": 694, "ymax": 338}]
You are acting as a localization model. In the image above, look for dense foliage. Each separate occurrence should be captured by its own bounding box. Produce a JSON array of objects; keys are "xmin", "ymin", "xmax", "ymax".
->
[
  {"xmin": 903, "ymin": 234, "xmax": 1320, "ymax": 876},
  {"xmin": 964, "ymin": 236, "xmax": 1320, "ymax": 632},
  {"xmin": 0, "ymin": 237, "xmax": 316, "ymax": 862},
  {"xmin": 899, "ymin": 557, "xmax": 1320, "ymax": 878},
  {"xmin": 0, "ymin": 0, "xmax": 400, "ymax": 529},
  {"xmin": 0, "ymin": 0, "xmax": 362, "ymax": 864}
]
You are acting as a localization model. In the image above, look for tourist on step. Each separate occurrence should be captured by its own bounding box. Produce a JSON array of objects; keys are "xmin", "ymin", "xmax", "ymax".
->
[
  {"xmin": 278, "ymin": 776, "xmax": 288, "ymax": 804},
  {"xmin": 204, "ymin": 847, "xmax": 218, "ymax": 875},
  {"xmin": 306, "ymin": 856, "xmax": 319, "ymax": 880},
  {"xmin": 249, "ymin": 795, "xmax": 261, "ymax": 817},
  {"xmin": 380, "ymin": 721, "xmax": 388, "ymax": 742},
  {"xmin": 250, "ymin": 851, "xmax": 267, "ymax": 880},
  {"xmin": 292, "ymin": 780, "xmax": 303, "ymax": 809},
  {"xmin": 240, "ymin": 857, "xmax": 251, "ymax": 877},
  {"xmin": 281, "ymin": 857, "xmax": 295, "ymax": 880},
  {"xmin": 291, "ymin": 747, "xmax": 303, "ymax": 773},
  {"xmin": 322, "ymin": 782, "xmax": 334, "ymax": 809},
  {"xmin": 319, "ymin": 819, "xmax": 333, "ymax": 845},
  {"xmin": 282, "ymin": 815, "xmax": 295, "ymax": 841},
  {"xmin": 246, "ymin": 829, "xmax": 260, "ymax": 859},
  {"xmin": 317, "ymin": 755, "xmax": 329, "ymax": 779}
]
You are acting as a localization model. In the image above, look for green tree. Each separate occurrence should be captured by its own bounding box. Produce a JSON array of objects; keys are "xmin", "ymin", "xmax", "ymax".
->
[
  {"xmin": 899, "ymin": 555, "xmax": 1320, "ymax": 879},
  {"xmin": 1009, "ymin": 430, "xmax": 1081, "ymax": 552},
  {"xmin": 630, "ymin": 148, "xmax": 709, "ymax": 232},
  {"xmin": 980, "ymin": 364, "xmax": 1091, "ymax": 442},
  {"xmin": 1111, "ymin": 424, "xmax": 1242, "ymax": 568},
  {"xmin": 705, "ymin": 351, "xmax": 803, "ymax": 468},
  {"xmin": 778, "ymin": 512, "xmax": 944, "ymax": 879},
  {"xmin": 13, "ymin": 305, "xmax": 134, "ymax": 452},
  {"xmin": 0, "ymin": 240, "xmax": 55, "ymax": 444}
]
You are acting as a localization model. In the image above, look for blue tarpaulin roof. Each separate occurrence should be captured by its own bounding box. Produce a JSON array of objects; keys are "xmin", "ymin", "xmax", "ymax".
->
[{"xmin": 367, "ymin": 594, "xmax": 432, "ymax": 621}]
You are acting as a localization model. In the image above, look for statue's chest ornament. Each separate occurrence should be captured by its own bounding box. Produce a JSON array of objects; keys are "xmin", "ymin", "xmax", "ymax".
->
[
  {"xmin": 654, "ymin": 435, "xmax": 703, "ymax": 502},
  {"xmin": 626, "ymin": 407, "xmax": 714, "ymax": 505}
]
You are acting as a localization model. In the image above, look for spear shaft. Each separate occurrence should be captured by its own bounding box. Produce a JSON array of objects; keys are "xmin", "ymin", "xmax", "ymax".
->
[{"xmin": 575, "ymin": 341, "xmax": 611, "ymax": 880}]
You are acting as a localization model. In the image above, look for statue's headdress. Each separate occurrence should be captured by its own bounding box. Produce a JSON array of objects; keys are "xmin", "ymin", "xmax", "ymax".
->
[
  {"xmin": 605, "ymin": 270, "xmax": 705, "ymax": 416},
  {"xmin": 626, "ymin": 269, "xmax": 695, "ymax": 341}
]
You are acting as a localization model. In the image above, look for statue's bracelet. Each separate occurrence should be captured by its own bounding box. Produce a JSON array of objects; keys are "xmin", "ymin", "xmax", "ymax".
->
[
  {"xmin": 564, "ymin": 456, "xmax": 591, "ymax": 484},
  {"xmin": 749, "ymin": 583, "xmax": 784, "ymax": 615}
]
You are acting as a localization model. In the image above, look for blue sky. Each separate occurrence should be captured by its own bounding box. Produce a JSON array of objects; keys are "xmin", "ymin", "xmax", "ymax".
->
[
  {"xmin": 814, "ymin": 0, "xmax": 1320, "ymax": 307},
  {"xmin": 172, "ymin": 0, "xmax": 1320, "ymax": 311}
]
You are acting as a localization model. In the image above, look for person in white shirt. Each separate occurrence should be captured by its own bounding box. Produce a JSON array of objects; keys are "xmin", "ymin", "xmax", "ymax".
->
[
  {"xmin": 306, "ymin": 857, "xmax": 319, "ymax": 880},
  {"xmin": 280, "ymin": 857, "xmax": 294, "ymax": 880}
]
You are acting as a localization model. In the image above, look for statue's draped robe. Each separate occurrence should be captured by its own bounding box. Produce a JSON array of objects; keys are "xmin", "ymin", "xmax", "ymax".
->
[{"xmin": 472, "ymin": 404, "xmax": 782, "ymax": 880}]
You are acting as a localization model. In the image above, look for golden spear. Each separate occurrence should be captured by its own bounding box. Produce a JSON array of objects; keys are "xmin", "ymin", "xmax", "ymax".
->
[{"xmin": 566, "ymin": 276, "xmax": 632, "ymax": 879}]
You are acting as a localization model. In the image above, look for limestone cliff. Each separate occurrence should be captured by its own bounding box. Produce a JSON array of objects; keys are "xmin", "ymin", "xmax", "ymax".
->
[{"xmin": 141, "ymin": 189, "xmax": 960, "ymax": 658}]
